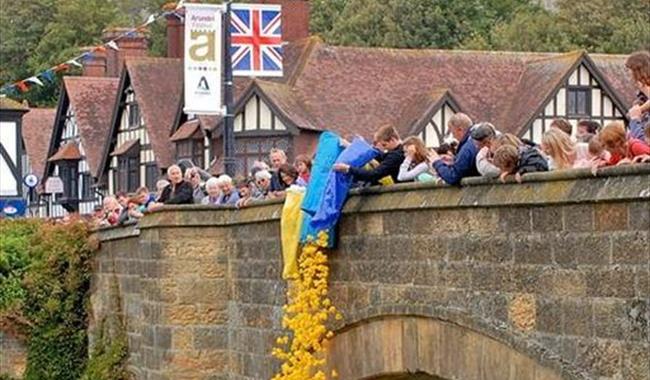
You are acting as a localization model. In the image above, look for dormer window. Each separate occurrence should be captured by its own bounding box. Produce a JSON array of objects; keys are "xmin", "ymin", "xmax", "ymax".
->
[
  {"xmin": 47, "ymin": 142, "xmax": 82, "ymax": 212},
  {"xmin": 128, "ymin": 102, "xmax": 140, "ymax": 128},
  {"xmin": 567, "ymin": 86, "xmax": 591, "ymax": 118},
  {"xmin": 111, "ymin": 139, "xmax": 140, "ymax": 193},
  {"xmin": 59, "ymin": 161, "xmax": 79, "ymax": 200}
]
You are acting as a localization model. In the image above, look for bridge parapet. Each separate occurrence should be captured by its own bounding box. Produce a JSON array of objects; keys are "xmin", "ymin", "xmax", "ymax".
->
[{"xmin": 92, "ymin": 165, "xmax": 650, "ymax": 380}]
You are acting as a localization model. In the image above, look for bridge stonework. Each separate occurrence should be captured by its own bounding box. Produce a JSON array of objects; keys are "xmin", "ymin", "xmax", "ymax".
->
[{"xmin": 91, "ymin": 166, "xmax": 650, "ymax": 380}]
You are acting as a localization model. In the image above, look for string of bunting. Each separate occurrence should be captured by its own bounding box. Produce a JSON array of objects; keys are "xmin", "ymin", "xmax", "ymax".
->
[{"xmin": 0, "ymin": 1, "xmax": 185, "ymax": 97}]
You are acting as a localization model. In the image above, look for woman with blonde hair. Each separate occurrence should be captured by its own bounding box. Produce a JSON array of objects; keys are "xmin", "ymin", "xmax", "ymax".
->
[
  {"xmin": 398, "ymin": 136, "xmax": 434, "ymax": 182},
  {"xmin": 541, "ymin": 128, "xmax": 589, "ymax": 170}
]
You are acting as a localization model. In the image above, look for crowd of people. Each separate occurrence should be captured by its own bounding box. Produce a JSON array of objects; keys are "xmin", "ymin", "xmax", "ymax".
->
[{"xmin": 95, "ymin": 51, "xmax": 650, "ymax": 228}]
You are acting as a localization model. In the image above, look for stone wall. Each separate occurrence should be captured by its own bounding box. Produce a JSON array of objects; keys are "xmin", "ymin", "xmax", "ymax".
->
[
  {"xmin": 0, "ymin": 330, "xmax": 26, "ymax": 379},
  {"xmin": 91, "ymin": 165, "xmax": 650, "ymax": 380}
]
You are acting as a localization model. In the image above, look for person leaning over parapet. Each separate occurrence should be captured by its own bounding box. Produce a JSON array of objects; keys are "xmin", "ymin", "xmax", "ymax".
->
[
  {"xmin": 269, "ymin": 148, "xmax": 289, "ymax": 194},
  {"xmin": 148, "ymin": 165, "xmax": 194, "ymax": 211},
  {"xmin": 185, "ymin": 166, "xmax": 206, "ymax": 204},
  {"xmin": 471, "ymin": 122, "xmax": 500, "ymax": 178},
  {"xmin": 428, "ymin": 113, "xmax": 479, "ymax": 185},
  {"xmin": 332, "ymin": 124, "xmax": 405, "ymax": 184},
  {"xmin": 492, "ymin": 144, "xmax": 548, "ymax": 183},
  {"xmin": 202, "ymin": 177, "xmax": 222, "ymax": 206},
  {"xmin": 397, "ymin": 136, "xmax": 436, "ymax": 182},
  {"xmin": 216, "ymin": 174, "xmax": 240, "ymax": 206},
  {"xmin": 599, "ymin": 121, "xmax": 650, "ymax": 166}
]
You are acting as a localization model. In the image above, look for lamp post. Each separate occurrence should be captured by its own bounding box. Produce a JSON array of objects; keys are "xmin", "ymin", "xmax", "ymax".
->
[{"xmin": 222, "ymin": 1, "xmax": 236, "ymax": 176}]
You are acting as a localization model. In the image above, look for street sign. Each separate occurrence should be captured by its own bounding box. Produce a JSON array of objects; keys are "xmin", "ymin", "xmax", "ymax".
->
[
  {"xmin": 0, "ymin": 198, "xmax": 27, "ymax": 217},
  {"xmin": 24, "ymin": 173, "xmax": 39, "ymax": 188},
  {"xmin": 45, "ymin": 176, "xmax": 64, "ymax": 194}
]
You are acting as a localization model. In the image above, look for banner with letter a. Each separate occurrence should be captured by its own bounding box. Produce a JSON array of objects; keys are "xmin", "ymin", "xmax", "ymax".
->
[{"xmin": 184, "ymin": 3, "xmax": 222, "ymax": 115}]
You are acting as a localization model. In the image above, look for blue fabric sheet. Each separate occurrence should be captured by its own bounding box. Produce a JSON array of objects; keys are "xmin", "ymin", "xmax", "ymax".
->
[
  {"xmin": 300, "ymin": 131, "xmax": 344, "ymax": 245},
  {"xmin": 310, "ymin": 137, "xmax": 379, "ymax": 233}
]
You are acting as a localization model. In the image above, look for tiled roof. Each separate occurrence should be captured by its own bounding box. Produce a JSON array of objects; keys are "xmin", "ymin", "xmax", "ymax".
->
[
  {"xmin": 111, "ymin": 138, "xmax": 139, "ymax": 156},
  {"xmin": 48, "ymin": 142, "xmax": 82, "ymax": 161},
  {"xmin": 22, "ymin": 108, "xmax": 56, "ymax": 179},
  {"xmin": 170, "ymin": 120, "xmax": 200, "ymax": 141},
  {"xmin": 232, "ymin": 43, "xmax": 632, "ymax": 139},
  {"xmin": 591, "ymin": 54, "xmax": 638, "ymax": 108},
  {"xmin": 498, "ymin": 52, "xmax": 583, "ymax": 134},
  {"xmin": 126, "ymin": 57, "xmax": 183, "ymax": 168},
  {"xmin": 0, "ymin": 97, "xmax": 28, "ymax": 111},
  {"xmin": 256, "ymin": 80, "xmax": 321, "ymax": 131},
  {"xmin": 396, "ymin": 89, "xmax": 454, "ymax": 136},
  {"xmin": 64, "ymin": 77, "xmax": 119, "ymax": 177}
]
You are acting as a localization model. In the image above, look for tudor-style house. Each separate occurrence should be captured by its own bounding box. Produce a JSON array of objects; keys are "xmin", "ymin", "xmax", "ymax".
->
[
  {"xmin": 0, "ymin": 97, "xmax": 29, "ymax": 216},
  {"xmin": 43, "ymin": 77, "xmax": 119, "ymax": 217},
  {"xmin": 21, "ymin": 108, "xmax": 56, "ymax": 217},
  {"xmin": 99, "ymin": 57, "xmax": 182, "ymax": 194},
  {"xmin": 168, "ymin": 38, "xmax": 635, "ymax": 178}
]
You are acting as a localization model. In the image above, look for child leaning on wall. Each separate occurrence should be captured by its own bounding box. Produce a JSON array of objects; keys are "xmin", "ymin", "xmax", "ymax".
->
[{"xmin": 492, "ymin": 145, "xmax": 549, "ymax": 183}]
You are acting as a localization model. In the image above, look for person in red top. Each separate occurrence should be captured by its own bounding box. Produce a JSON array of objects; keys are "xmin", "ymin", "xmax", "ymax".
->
[
  {"xmin": 294, "ymin": 154, "xmax": 312, "ymax": 184},
  {"xmin": 599, "ymin": 121, "xmax": 650, "ymax": 165}
]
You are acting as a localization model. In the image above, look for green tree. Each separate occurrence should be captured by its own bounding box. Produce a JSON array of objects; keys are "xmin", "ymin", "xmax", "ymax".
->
[
  {"xmin": 464, "ymin": 6, "xmax": 576, "ymax": 52},
  {"xmin": 556, "ymin": 0, "xmax": 650, "ymax": 53},
  {"xmin": 311, "ymin": 0, "xmax": 532, "ymax": 49}
]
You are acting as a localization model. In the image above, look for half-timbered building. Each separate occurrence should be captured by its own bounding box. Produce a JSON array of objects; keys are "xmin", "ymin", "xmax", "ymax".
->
[
  {"xmin": 166, "ymin": 38, "xmax": 638, "ymax": 178},
  {"xmin": 21, "ymin": 108, "xmax": 55, "ymax": 217},
  {"xmin": 0, "ymin": 97, "xmax": 29, "ymax": 215},
  {"xmin": 43, "ymin": 77, "xmax": 119, "ymax": 217},
  {"xmin": 99, "ymin": 57, "xmax": 182, "ymax": 194}
]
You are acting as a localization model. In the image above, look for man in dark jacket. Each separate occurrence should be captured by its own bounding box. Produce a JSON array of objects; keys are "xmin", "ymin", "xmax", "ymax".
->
[
  {"xmin": 149, "ymin": 165, "xmax": 194, "ymax": 210},
  {"xmin": 269, "ymin": 148, "xmax": 288, "ymax": 193},
  {"xmin": 429, "ymin": 113, "xmax": 479, "ymax": 185},
  {"xmin": 333, "ymin": 125, "xmax": 404, "ymax": 185}
]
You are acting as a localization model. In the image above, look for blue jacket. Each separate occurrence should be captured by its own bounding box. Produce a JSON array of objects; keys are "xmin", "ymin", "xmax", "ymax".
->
[{"xmin": 433, "ymin": 130, "xmax": 479, "ymax": 185}]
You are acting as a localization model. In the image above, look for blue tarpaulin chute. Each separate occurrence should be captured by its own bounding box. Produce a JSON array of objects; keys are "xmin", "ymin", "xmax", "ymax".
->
[
  {"xmin": 309, "ymin": 137, "xmax": 378, "ymax": 233},
  {"xmin": 300, "ymin": 131, "xmax": 344, "ymax": 245}
]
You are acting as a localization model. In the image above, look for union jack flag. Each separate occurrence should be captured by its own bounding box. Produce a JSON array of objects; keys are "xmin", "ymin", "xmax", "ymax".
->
[{"xmin": 230, "ymin": 4, "xmax": 283, "ymax": 77}]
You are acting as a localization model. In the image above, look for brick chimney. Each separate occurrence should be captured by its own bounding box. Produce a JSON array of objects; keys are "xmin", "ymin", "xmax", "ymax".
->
[
  {"xmin": 81, "ymin": 48, "xmax": 107, "ymax": 77},
  {"xmin": 165, "ymin": 10, "xmax": 185, "ymax": 59},
  {"xmin": 101, "ymin": 28, "xmax": 149, "ymax": 77},
  {"xmin": 259, "ymin": 0, "xmax": 310, "ymax": 42},
  {"xmin": 164, "ymin": 0, "xmax": 310, "ymax": 59}
]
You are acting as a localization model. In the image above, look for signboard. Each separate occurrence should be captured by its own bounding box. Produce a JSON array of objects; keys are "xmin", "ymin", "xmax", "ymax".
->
[
  {"xmin": 45, "ymin": 176, "xmax": 64, "ymax": 194},
  {"xmin": 184, "ymin": 3, "xmax": 223, "ymax": 115},
  {"xmin": 0, "ymin": 198, "xmax": 27, "ymax": 218},
  {"xmin": 24, "ymin": 173, "xmax": 39, "ymax": 188}
]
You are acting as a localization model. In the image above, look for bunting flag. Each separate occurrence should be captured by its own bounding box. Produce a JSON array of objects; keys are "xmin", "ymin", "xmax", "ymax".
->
[
  {"xmin": 66, "ymin": 59, "xmax": 82, "ymax": 67},
  {"xmin": 0, "ymin": 2, "xmax": 183, "ymax": 96},
  {"xmin": 16, "ymin": 82, "xmax": 29, "ymax": 92},
  {"xmin": 106, "ymin": 40, "xmax": 119, "ymax": 51},
  {"xmin": 26, "ymin": 76, "xmax": 44, "ymax": 86},
  {"xmin": 54, "ymin": 63, "xmax": 69, "ymax": 72},
  {"xmin": 41, "ymin": 70, "xmax": 55, "ymax": 82}
]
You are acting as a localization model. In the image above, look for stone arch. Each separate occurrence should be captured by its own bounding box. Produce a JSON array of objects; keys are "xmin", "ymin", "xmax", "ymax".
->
[{"xmin": 324, "ymin": 316, "xmax": 563, "ymax": 380}]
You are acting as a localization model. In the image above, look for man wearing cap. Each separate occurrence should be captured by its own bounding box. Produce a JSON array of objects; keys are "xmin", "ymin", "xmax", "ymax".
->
[
  {"xmin": 472, "ymin": 122, "xmax": 501, "ymax": 178},
  {"xmin": 429, "ymin": 113, "xmax": 479, "ymax": 185}
]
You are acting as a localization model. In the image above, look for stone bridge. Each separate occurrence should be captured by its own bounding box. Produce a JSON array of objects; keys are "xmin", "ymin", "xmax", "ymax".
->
[{"xmin": 90, "ymin": 165, "xmax": 650, "ymax": 380}]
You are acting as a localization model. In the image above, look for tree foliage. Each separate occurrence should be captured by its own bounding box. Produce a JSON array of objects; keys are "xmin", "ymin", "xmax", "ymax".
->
[
  {"xmin": 0, "ymin": 0, "xmax": 647, "ymax": 105},
  {"xmin": 311, "ymin": 0, "xmax": 649, "ymax": 54},
  {"xmin": 0, "ymin": 219, "xmax": 98, "ymax": 380}
]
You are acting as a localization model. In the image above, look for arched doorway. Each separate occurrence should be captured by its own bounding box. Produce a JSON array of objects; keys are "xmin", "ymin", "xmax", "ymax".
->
[{"xmin": 324, "ymin": 316, "xmax": 563, "ymax": 380}]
